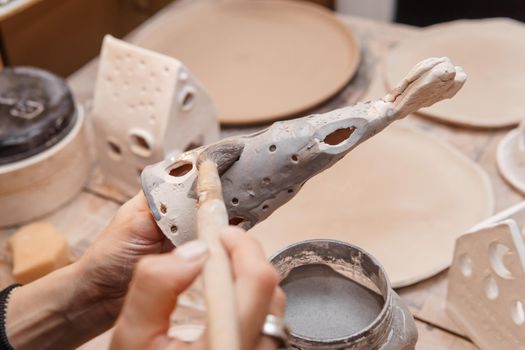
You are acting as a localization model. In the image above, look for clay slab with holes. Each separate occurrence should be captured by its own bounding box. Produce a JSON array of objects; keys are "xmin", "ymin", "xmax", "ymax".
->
[
  {"xmin": 384, "ymin": 18, "xmax": 525, "ymax": 128},
  {"xmin": 91, "ymin": 36, "xmax": 219, "ymax": 198},
  {"xmin": 131, "ymin": 0, "xmax": 360, "ymax": 124},
  {"xmin": 250, "ymin": 125, "xmax": 493, "ymax": 287},
  {"xmin": 142, "ymin": 57, "xmax": 467, "ymax": 252},
  {"xmin": 447, "ymin": 218, "xmax": 525, "ymax": 350}
]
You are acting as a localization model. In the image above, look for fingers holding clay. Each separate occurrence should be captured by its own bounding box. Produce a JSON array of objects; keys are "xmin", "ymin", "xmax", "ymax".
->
[
  {"xmin": 220, "ymin": 227, "xmax": 281, "ymax": 349},
  {"xmin": 110, "ymin": 241, "xmax": 208, "ymax": 350}
]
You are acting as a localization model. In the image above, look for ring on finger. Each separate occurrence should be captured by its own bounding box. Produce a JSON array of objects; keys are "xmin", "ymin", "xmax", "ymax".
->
[{"xmin": 261, "ymin": 314, "xmax": 291, "ymax": 349}]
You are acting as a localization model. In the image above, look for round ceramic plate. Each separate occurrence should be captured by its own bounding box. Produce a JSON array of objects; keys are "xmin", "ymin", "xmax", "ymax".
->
[
  {"xmin": 497, "ymin": 127, "xmax": 525, "ymax": 195},
  {"xmin": 132, "ymin": 0, "xmax": 360, "ymax": 124},
  {"xmin": 249, "ymin": 125, "xmax": 494, "ymax": 288},
  {"xmin": 384, "ymin": 18, "xmax": 525, "ymax": 128}
]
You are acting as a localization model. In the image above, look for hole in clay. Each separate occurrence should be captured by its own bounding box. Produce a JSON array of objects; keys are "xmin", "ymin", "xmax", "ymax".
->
[
  {"xmin": 107, "ymin": 140, "xmax": 122, "ymax": 159},
  {"xmin": 181, "ymin": 91, "xmax": 194, "ymax": 110},
  {"xmin": 459, "ymin": 254, "xmax": 473, "ymax": 277},
  {"xmin": 229, "ymin": 217, "xmax": 245, "ymax": 226},
  {"xmin": 262, "ymin": 177, "xmax": 271, "ymax": 186},
  {"xmin": 287, "ymin": 189, "xmax": 294, "ymax": 194},
  {"xmin": 231, "ymin": 198, "xmax": 239, "ymax": 205},
  {"xmin": 129, "ymin": 133, "xmax": 152, "ymax": 158},
  {"xmin": 291, "ymin": 154, "xmax": 299, "ymax": 163},
  {"xmin": 160, "ymin": 203, "xmax": 167, "ymax": 215},
  {"xmin": 170, "ymin": 225, "xmax": 178, "ymax": 234},
  {"xmin": 489, "ymin": 242, "xmax": 514, "ymax": 280},
  {"xmin": 511, "ymin": 301, "xmax": 525, "ymax": 325},
  {"xmin": 484, "ymin": 275, "xmax": 499, "ymax": 300},
  {"xmin": 323, "ymin": 127, "xmax": 356, "ymax": 146},
  {"xmin": 169, "ymin": 162, "xmax": 193, "ymax": 177},
  {"xmin": 164, "ymin": 66, "xmax": 170, "ymax": 73},
  {"xmin": 269, "ymin": 145, "xmax": 277, "ymax": 152},
  {"xmin": 262, "ymin": 204, "xmax": 269, "ymax": 211}
]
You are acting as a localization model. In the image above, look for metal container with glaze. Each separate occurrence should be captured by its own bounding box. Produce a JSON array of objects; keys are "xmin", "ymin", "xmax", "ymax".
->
[{"xmin": 270, "ymin": 239, "xmax": 417, "ymax": 349}]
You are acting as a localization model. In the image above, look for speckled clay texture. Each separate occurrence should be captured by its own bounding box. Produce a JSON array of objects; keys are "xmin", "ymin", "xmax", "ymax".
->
[{"xmin": 142, "ymin": 57, "xmax": 466, "ymax": 246}]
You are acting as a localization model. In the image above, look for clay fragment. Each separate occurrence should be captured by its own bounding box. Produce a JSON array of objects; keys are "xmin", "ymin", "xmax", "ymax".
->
[{"xmin": 142, "ymin": 57, "xmax": 466, "ymax": 246}]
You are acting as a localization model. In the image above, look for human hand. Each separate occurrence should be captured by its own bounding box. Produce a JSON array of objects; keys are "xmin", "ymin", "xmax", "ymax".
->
[
  {"xmin": 76, "ymin": 191, "xmax": 171, "ymax": 319},
  {"xmin": 110, "ymin": 226, "xmax": 286, "ymax": 350}
]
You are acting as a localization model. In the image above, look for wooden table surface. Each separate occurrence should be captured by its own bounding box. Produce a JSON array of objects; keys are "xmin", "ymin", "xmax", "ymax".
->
[{"xmin": 1, "ymin": 1, "xmax": 523, "ymax": 349}]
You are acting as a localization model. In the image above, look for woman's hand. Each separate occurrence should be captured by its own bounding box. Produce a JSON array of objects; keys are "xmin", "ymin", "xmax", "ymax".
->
[
  {"xmin": 110, "ymin": 226, "xmax": 287, "ymax": 350},
  {"xmin": 76, "ymin": 191, "xmax": 171, "ymax": 318},
  {"xmin": 6, "ymin": 192, "xmax": 171, "ymax": 350}
]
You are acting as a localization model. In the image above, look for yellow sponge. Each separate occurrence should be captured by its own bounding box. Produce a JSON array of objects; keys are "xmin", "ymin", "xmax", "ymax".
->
[{"xmin": 8, "ymin": 222, "xmax": 71, "ymax": 284}]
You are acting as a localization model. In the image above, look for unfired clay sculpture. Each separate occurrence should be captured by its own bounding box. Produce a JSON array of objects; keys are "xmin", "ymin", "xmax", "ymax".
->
[
  {"xmin": 497, "ymin": 120, "xmax": 525, "ymax": 194},
  {"xmin": 447, "ymin": 201, "xmax": 525, "ymax": 350},
  {"xmin": 385, "ymin": 18, "xmax": 525, "ymax": 128},
  {"xmin": 250, "ymin": 125, "xmax": 493, "ymax": 287},
  {"xmin": 131, "ymin": 0, "xmax": 360, "ymax": 124},
  {"xmin": 142, "ymin": 57, "xmax": 466, "ymax": 247},
  {"xmin": 92, "ymin": 36, "xmax": 219, "ymax": 198}
]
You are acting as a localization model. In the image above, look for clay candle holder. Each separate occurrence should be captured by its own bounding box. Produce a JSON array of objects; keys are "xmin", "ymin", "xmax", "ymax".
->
[{"xmin": 92, "ymin": 36, "xmax": 219, "ymax": 198}]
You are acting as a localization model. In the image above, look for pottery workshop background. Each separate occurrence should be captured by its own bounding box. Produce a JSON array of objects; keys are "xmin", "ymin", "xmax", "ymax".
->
[
  {"xmin": 1, "ymin": 0, "xmax": 525, "ymax": 349},
  {"xmin": 2, "ymin": 0, "xmax": 525, "ymax": 76}
]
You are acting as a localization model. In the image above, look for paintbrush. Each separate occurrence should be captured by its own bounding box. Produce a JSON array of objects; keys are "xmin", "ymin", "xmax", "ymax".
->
[{"xmin": 196, "ymin": 140, "xmax": 244, "ymax": 350}]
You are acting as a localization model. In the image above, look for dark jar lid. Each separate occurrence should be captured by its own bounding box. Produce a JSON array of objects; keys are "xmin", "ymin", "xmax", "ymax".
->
[{"xmin": 0, "ymin": 66, "xmax": 76, "ymax": 165}]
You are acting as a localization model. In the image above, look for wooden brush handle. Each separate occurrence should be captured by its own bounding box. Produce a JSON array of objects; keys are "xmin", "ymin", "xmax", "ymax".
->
[{"xmin": 197, "ymin": 160, "xmax": 241, "ymax": 350}]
